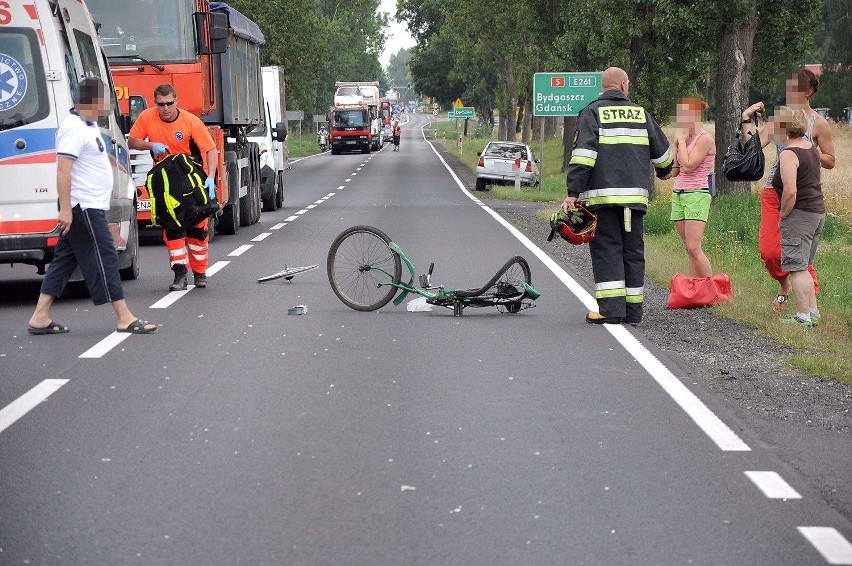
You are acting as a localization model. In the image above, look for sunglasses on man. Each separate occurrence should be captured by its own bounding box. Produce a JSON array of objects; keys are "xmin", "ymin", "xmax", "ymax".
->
[{"xmin": 156, "ymin": 100, "xmax": 176, "ymax": 107}]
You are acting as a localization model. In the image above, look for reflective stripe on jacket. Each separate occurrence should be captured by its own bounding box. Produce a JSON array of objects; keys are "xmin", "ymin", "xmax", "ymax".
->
[{"xmin": 567, "ymin": 90, "xmax": 673, "ymax": 211}]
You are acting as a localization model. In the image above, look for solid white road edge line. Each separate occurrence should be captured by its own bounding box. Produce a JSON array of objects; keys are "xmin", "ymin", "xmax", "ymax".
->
[
  {"xmin": 424, "ymin": 131, "xmax": 751, "ymax": 453},
  {"xmin": 797, "ymin": 527, "xmax": 852, "ymax": 564},
  {"xmin": 744, "ymin": 471, "xmax": 802, "ymax": 499},
  {"xmin": 228, "ymin": 244, "xmax": 253, "ymax": 257},
  {"xmin": 251, "ymin": 233, "xmax": 272, "ymax": 242},
  {"xmin": 79, "ymin": 332, "xmax": 132, "ymax": 358},
  {"xmin": 0, "ymin": 379, "xmax": 68, "ymax": 435}
]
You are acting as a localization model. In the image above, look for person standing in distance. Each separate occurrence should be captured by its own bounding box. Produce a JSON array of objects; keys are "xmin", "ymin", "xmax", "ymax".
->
[
  {"xmin": 392, "ymin": 119, "xmax": 401, "ymax": 152},
  {"xmin": 562, "ymin": 67, "xmax": 673, "ymax": 325},
  {"xmin": 128, "ymin": 84, "xmax": 218, "ymax": 291},
  {"xmin": 27, "ymin": 78, "xmax": 157, "ymax": 335}
]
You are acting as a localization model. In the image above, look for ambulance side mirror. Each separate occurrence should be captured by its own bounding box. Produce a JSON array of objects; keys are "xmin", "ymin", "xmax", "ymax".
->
[{"xmin": 118, "ymin": 113, "xmax": 131, "ymax": 135}]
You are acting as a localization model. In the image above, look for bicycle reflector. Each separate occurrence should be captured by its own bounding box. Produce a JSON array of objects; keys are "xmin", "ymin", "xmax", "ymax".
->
[{"xmin": 547, "ymin": 204, "xmax": 597, "ymax": 245}]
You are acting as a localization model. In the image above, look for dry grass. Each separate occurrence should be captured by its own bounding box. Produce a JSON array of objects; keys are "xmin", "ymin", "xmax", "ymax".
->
[{"xmin": 657, "ymin": 124, "xmax": 852, "ymax": 226}]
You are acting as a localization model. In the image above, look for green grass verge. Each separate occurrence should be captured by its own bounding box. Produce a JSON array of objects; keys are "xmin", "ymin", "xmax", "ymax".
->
[
  {"xmin": 287, "ymin": 135, "xmax": 319, "ymax": 158},
  {"xmin": 435, "ymin": 121, "xmax": 852, "ymax": 384}
]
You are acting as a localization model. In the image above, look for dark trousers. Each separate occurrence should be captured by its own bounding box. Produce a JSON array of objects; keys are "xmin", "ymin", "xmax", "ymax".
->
[
  {"xmin": 40, "ymin": 205, "xmax": 124, "ymax": 305},
  {"xmin": 588, "ymin": 206, "xmax": 645, "ymax": 322}
]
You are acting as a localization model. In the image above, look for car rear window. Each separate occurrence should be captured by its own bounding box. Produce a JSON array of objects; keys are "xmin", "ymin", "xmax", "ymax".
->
[
  {"xmin": 0, "ymin": 29, "xmax": 49, "ymax": 132},
  {"xmin": 485, "ymin": 143, "xmax": 528, "ymax": 159}
]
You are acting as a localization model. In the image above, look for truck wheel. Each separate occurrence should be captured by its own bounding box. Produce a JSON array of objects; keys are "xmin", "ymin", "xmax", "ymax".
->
[
  {"xmin": 331, "ymin": 146, "xmax": 339, "ymax": 156},
  {"xmin": 217, "ymin": 156, "xmax": 240, "ymax": 235},
  {"xmin": 362, "ymin": 145, "xmax": 370, "ymax": 154},
  {"xmin": 275, "ymin": 171, "xmax": 284, "ymax": 209},
  {"xmin": 119, "ymin": 214, "xmax": 140, "ymax": 280}
]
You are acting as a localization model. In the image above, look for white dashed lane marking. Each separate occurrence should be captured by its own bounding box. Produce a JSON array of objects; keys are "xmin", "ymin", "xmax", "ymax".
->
[
  {"xmin": 251, "ymin": 233, "xmax": 272, "ymax": 242},
  {"xmin": 79, "ymin": 332, "xmax": 132, "ymax": 359},
  {"xmin": 307, "ymin": 204, "xmax": 317, "ymax": 209},
  {"xmin": 744, "ymin": 471, "xmax": 802, "ymax": 499},
  {"xmin": 295, "ymin": 209, "xmax": 309, "ymax": 215},
  {"xmin": 228, "ymin": 244, "xmax": 253, "ymax": 257},
  {"xmin": 0, "ymin": 379, "xmax": 68, "ymax": 435},
  {"xmin": 284, "ymin": 215, "xmax": 299, "ymax": 221},
  {"xmin": 150, "ymin": 287, "xmax": 194, "ymax": 309},
  {"xmin": 798, "ymin": 527, "xmax": 852, "ymax": 564},
  {"xmin": 270, "ymin": 222, "xmax": 287, "ymax": 230}
]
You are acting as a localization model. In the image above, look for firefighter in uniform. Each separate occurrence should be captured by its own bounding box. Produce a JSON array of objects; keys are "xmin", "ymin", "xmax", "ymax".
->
[
  {"xmin": 129, "ymin": 84, "xmax": 218, "ymax": 291},
  {"xmin": 562, "ymin": 67, "xmax": 673, "ymax": 324}
]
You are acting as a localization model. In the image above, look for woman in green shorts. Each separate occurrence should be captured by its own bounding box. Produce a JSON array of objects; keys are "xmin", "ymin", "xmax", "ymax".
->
[{"xmin": 669, "ymin": 97, "xmax": 716, "ymax": 277}]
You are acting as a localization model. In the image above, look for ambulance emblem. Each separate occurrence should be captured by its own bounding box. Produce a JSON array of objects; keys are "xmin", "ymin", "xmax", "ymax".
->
[
  {"xmin": 0, "ymin": 54, "xmax": 28, "ymax": 112},
  {"xmin": 174, "ymin": 131, "xmax": 185, "ymax": 141}
]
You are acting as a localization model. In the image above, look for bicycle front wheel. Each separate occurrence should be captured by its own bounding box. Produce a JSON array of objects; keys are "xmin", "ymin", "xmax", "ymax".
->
[
  {"xmin": 327, "ymin": 225, "xmax": 402, "ymax": 311},
  {"xmin": 489, "ymin": 256, "xmax": 531, "ymax": 312}
]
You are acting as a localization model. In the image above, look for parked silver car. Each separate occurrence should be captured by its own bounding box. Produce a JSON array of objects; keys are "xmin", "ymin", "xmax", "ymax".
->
[
  {"xmin": 475, "ymin": 141, "xmax": 540, "ymax": 191},
  {"xmin": 382, "ymin": 124, "xmax": 393, "ymax": 143}
]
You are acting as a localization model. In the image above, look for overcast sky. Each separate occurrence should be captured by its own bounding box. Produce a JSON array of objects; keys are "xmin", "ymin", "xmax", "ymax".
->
[{"xmin": 379, "ymin": 0, "xmax": 415, "ymax": 69}]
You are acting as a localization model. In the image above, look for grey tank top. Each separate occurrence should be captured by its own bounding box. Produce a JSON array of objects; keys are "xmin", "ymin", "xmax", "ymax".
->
[{"xmin": 766, "ymin": 114, "xmax": 816, "ymax": 183}]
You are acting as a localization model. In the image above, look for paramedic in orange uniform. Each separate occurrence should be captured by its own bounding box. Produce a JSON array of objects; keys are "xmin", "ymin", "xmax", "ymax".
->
[{"xmin": 128, "ymin": 84, "xmax": 218, "ymax": 291}]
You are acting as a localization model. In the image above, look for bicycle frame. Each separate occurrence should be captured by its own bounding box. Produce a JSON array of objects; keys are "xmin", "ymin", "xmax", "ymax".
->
[{"xmin": 380, "ymin": 242, "xmax": 539, "ymax": 311}]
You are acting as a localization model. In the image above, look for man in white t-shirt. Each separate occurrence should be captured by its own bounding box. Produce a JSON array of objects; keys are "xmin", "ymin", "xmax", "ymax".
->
[{"xmin": 27, "ymin": 78, "xmax": 157, "ymax": 335}]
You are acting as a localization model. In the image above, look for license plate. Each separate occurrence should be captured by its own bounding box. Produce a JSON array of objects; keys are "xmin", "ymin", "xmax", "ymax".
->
[
  {"xmin": 137, "ymin": 199, "xmax": 151, "ymax": 211},
  {"xmin": 345, "ymin": 140, "xmax": 357, "ymax": 144}
]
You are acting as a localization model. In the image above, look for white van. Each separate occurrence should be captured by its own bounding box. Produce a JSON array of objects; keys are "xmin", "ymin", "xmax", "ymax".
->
[
  {"xmin": 0, "ymin": 0, "xmax": 138, "ymax": 280},
  {"xmin": 248, "ymin": 66, "xmax": 287, "ymax": 211}
]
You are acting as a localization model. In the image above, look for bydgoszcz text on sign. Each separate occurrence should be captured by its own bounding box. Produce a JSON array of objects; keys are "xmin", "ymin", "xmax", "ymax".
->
[{"xmin": 533, "ymin": 72, "xmax": 602, "ymax": 116}]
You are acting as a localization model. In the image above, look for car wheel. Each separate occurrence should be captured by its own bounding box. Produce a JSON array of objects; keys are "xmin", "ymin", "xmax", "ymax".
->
[{"xmin": 475, "ymin": 178, "xmax": 487, "ymax": 191}]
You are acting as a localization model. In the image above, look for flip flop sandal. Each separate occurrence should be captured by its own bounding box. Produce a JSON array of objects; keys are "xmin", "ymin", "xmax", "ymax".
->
[
  {"xmin": 117, "ymin": 319, "xmax": 158, "ymax": 334},
  {"xmin": 27, "ymin": 321, "xmax": 70, "ymax": 335}
]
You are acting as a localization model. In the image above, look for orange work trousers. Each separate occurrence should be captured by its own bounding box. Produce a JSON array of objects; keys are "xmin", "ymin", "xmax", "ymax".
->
[
  {"xmin": 758, "ymin": 188, "xmax": 819, "ymax": 294},
  {"xmin": 163, "ymin": 217, "xmax": 209, "ymax": 274}
]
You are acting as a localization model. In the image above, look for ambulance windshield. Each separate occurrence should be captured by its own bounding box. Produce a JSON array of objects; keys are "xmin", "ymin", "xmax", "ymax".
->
[
  {"xmin": 0, "ymin": 30, "xmax": 49, "ymax": 132},
  {"xmin": 88, "ymin": 0, "xmax": 196, "ymax": 63}
]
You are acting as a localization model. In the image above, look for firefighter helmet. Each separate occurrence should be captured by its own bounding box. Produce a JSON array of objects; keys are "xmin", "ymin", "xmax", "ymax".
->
[{"xmin": 547, "ymin": 204, "xmax": 597, "ymax": 245}]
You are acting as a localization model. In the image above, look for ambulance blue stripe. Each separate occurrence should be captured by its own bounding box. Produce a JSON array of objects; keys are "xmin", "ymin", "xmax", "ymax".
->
[{"xmin": 0, "ymin": 128, "xmax": 57, "ymax": 160}]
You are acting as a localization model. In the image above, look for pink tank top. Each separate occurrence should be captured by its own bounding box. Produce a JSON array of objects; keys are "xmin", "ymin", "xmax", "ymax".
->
[{"xmin": 674, "ymin": 130, "xmax": 714, "ymax": 191}]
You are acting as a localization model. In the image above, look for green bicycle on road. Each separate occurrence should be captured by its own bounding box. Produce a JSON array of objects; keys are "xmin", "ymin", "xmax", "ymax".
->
[{"xmin": 327, "ymin": 225, "xmax": 540, "ymax": 316}]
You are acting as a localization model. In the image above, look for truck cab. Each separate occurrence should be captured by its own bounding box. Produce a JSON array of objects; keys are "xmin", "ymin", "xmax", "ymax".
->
[
  {"xmin": 329, "ymin": 105, "xmax": 371, "ymax": 155},
  {"xmin": 0, "ymin": 0, "xmax": 138, "ymax": 279},
  {"xmin": 247, "ymin": 66, "xmax": 287, "ymax": 212}
]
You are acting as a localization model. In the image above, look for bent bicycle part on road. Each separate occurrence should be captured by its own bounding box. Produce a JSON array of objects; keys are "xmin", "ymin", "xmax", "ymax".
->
[
  {"xmin": 258, "ymin": 264, "xmax": 319, "ymax": 283},
  {"xmin": 326, "ymin": 225, "xmax": 540, "ymax": 316}
]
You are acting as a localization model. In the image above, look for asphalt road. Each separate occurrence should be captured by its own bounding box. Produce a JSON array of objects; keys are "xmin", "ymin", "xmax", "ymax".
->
[{"xmin": 1, "ymin": 113, "xmax": 850, "ymax": 565}]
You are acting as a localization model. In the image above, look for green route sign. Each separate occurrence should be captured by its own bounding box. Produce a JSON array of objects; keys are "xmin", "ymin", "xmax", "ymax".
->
[
  {"xmin": 447, "ymin": 110, "xmax": 456, "ymax": 118},
  {"xmin": 454, "ymin": 106, "xmax": 475, "ymax": 119},
  {"xmin": 533, "ymin": 72, "xmax": 602, "ymax": 116}
]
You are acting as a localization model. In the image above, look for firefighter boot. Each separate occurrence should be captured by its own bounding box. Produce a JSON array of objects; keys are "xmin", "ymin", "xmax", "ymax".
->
[
  {"xmin": 169, "ymin": 264, "xmax": 188, "ymax": 291},
  {"xmin": 193, "ymin": 271, "xmax": 207, "ymax": 288}
]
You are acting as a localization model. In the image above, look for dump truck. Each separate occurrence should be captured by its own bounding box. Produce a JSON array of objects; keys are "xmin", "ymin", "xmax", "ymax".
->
[{"xmin": 88, "ymin": 0, "xmax": 276, "ymax": 235}]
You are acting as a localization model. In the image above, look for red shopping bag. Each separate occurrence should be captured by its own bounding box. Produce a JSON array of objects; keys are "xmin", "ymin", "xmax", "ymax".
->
[{"xmin": 667, "ymin": 273, "xmax": 734, "ymax": 309}]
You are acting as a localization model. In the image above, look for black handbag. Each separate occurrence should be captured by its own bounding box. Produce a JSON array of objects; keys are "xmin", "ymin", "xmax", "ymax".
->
[{"xmin": 721, "ymin": 113, "xmax": 765, "ymax": 182}]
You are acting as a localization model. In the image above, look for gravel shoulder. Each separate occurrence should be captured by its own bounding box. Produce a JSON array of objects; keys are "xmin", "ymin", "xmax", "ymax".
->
[{"xmin": 432, "ymin": 141, "xmax": 852, "ymax": 521}]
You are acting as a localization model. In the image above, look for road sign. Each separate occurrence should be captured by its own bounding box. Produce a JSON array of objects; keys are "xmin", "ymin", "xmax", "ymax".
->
[
  {"xmin": 453, "ymin": 98, "xmax": 463, "ymax": 108},
  {"xmin": 532, "ymin": 72, "xmax": 602, "ymax": 116},
  {"xmin": 447, "ymin": 110, "xmax": 456, "ymax": 119},
  {"xmin": 454, "ymin": 107, "xmax": 474, "ymax": 119},
  {"xmin": 285, "ymin": 110, "xmax": 304, "ymax": 121},
  {"xmin": 432, "ymin": 109, "xmax": 438, "ymax": 116}
]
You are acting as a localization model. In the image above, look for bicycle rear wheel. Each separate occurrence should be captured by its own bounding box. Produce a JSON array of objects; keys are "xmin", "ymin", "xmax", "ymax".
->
[
  {"xmin": 488, "ymin": 256, "xmax": 531, "ymax": 313},
  {"xmin": 327, "ymin": 225, "xmax": 402, "ymax": 311}
]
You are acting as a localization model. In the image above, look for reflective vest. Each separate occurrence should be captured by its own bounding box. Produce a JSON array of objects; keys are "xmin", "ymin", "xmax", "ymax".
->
[{"xmin": 567, "ymin": 90, "xmax": 673, "ymax": 211}]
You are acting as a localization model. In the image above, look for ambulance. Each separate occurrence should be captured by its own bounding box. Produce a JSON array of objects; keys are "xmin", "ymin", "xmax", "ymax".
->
[{"xmin": 0, "ymin": 0, "xmax": 139, "ymax": 281}]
